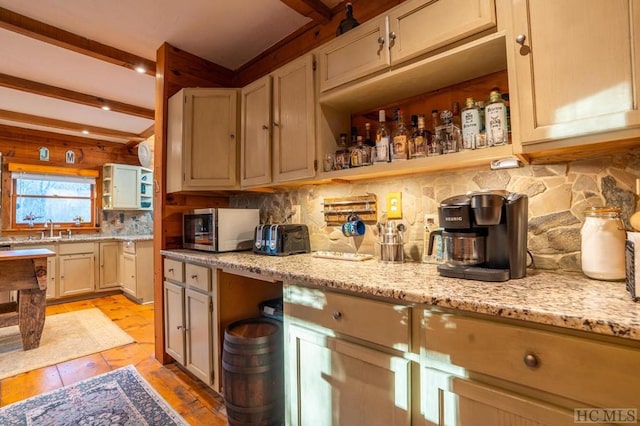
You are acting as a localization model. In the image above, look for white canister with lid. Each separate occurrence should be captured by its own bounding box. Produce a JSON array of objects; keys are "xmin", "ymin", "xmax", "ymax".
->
[{"xmin": 580, "ymin": 207, "xmax": 626, "ymax": 280}]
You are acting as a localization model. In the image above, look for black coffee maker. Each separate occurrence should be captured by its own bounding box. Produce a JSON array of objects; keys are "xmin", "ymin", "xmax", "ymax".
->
[{"xmin": 428, "ymin": 190, "xmax": 528, "ymax": 282}]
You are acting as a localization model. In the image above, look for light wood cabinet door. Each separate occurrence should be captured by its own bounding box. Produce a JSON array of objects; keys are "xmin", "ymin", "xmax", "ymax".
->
[
  {"xmin": 420, "ymin": 368, "xmax": 575, "ymax": 426},
  {"xmin": 317, "ymin": 16, "xmax": 389, "ymax": 92},
  {"xmin": 286, "ymin": 323, "xmax": 411, "ymax": 426},
  {"xmin": 241, "ymin": 75, "xmax": 272, "ymax": 187},
  {"xmin": 45, "ymin": 254, "xmax": 57, "ymax": 299},
  {"xmin": 163, "ymin": 281, "xmax": 185, "ymax": 365},
  {"xmin": 508, "ymin": 0, "xmax": 640, "ymax": 147},
  {"xmin": 388, "ymin": 0, "xmax": 496, "ymax": 65},
  {"xmin": 112, "ymin": 164, "xmax": 139, "ymax": 209},
  {"xmin": 59, "ymin": 253, "xmax": 95, "ymax": 296},
  {"xmin": 272, "ymin": 54, "xmax": 316, "ymax": 183},
  {"xmin": 185, "ymin": 288, "xmax": 213, "ymax": 386},
  {"xmin": 99, "ymin": 242, "xmax": 119, "ymax": 289},
  {"xmin": 122, "ymin": 253, "xmax": 136, "ymax": 296},
  {"xmin": 167, "ymin": 88, "xmax": 238, "ymax": 192}
]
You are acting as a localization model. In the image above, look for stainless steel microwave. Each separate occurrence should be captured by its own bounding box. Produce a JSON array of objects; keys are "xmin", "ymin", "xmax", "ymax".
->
[{"xmin": 183, "ymin": 208, "xmax": 260, "ymax": 252}]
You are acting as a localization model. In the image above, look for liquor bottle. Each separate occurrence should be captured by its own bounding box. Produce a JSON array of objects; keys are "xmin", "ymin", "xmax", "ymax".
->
[
  {"xmin": 410, "ymin": 114, "xmax": 428, "ymax": 158},
  {"xmin": 364, "ymin": 122, "xmax": 375, "ymax": 147},
  {"xmin": 451, "ymin": 101, "xmax": 462, "ymax": 128},
  {"xmin": 336, "ymin": 2, "xmax": 360, "ymax": 36},
  {"xmin": 435, "ymin": 110, "xmax": 461, "ymax": 154},
  {"xmin": 350, "ymin": 135, "xmax": 363, "ymax": 167},
  {"xmin": 374, "ymin": 110, "xmax": 391, "ymax": 163},
  {"xmin": 485, "ymin": 90, "xmax": 508, "ymax": 146},
  {"xmin": 427, "ymin": 109, "xmax": 442, "ymax": 156},
  {"xmin": 461, "ymin": 97, "xmax": 480, "ymax": 150},
  {"xmin": 335, "ymin": 133, "xmax": 350, "ymax": 169},
  {"xmin": 358, "ymin": 135, "xmax": 372, "ymax": 166},
  {"xmin": 392, "ymin": 109, "xmax": 409, "ymax": 161}
]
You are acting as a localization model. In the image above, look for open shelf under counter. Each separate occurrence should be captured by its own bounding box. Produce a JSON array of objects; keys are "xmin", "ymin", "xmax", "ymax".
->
[
  {"xmin": 315, "ymin": 144, "xmax": 517, "ymax": 183},
  {"xmin": 318, "ymin": 31, "xmax": 508, "ymax": 113}
]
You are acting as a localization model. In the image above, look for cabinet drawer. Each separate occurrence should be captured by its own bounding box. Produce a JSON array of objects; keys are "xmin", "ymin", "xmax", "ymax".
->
[
  {"xmin": 58, "ymin": 242, "xmax": 95, "ymax": 255},
  {"xmin": 164, "ymin": 258, "xmax": 184, "ymax": 282},
  {"xmin": 423, "ymin": 311, "xmax": 640, "ymax": 408},
  {"xmin": 285, "ymin": 285, "xmax": 410, "ymax": 349},
  {"xmin": 185, "ymin": 263, "xmax": 211, "ymax": 292}
]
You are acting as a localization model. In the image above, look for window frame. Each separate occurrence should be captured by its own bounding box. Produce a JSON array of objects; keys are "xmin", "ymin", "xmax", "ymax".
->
[{"xmin": 11, "ymin": 172, "xmax": 97, "ymax": 230}]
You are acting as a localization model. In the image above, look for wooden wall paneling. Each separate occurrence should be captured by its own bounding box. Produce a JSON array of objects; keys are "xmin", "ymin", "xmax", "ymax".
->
[
  {"xmin": 234, "ymin": 0, "xmax": 405, "ymax": 86},
  {"xmin": 153, "ymin": 42, "xmax": 233, "ymax": 364}
]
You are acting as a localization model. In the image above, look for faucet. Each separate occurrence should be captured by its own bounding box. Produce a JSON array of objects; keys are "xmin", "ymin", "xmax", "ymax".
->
[{"xmin": 47, "ymin": 219, "xmax": 54, "ymax": 238}]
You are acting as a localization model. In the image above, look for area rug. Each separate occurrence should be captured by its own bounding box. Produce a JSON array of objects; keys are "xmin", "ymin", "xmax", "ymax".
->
[
  {"xmin": 0, "ymin": 364, "xmax": 188, "ymax": 425},
  {"xmin": 0, "ymin": 308, "xmax": 134, "ymax": 380}
]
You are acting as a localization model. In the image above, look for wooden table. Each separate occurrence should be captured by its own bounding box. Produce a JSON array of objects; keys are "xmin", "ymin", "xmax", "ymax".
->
[{"xmin": 0, "ymin": 248, "xmax": 55, "ymax": 350}]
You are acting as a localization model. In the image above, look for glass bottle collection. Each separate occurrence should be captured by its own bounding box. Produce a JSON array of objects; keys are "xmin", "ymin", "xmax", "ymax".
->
[{"xmin": 324, "ymin": 89, "xmax": 510, "ymax": 171}]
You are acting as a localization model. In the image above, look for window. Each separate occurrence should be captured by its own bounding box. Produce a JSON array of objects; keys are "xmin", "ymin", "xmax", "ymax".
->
[{"xmin": 12, "ymin": 172, "xmax": 96, "ymax": 228}]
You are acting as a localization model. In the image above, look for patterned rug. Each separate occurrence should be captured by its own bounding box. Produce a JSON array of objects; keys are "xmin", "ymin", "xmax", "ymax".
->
[{"xmin": 0, "ymin": 365, "xmax": 188, "ymax": 425}]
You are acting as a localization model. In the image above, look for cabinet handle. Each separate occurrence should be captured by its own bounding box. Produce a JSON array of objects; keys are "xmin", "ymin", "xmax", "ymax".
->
[
  {"xmin": 389, "ymin": 31, "xmax": 397, "ymax": 41},
  {"xmin": 262, "ymin": 125, "xmax": 269, "ymax": 130},
  {"xmin": 331, "ymin": 311, "xmax": 342, "ymax": 320},
  {"xmin": 230, "ymin": 134, "xmax": 235, "ymax": 139},
  {"xmin": 168, "ymin": 268, "xmax": 174, "ymax": 272},
  {"xmin": 191, "ymin": 274, "xmax": 198, "ymax": 279},
  {"xmin": 377, "ymin": 36, "xmax": 385, "ymax": 46},
  {"xmin": 523, "ymin": 353, "xmax": 539, "ymax": 368},
  {"xmin": 177, "ymin": 325, "xmax": 188, "ymax": 331},
  {"xmin": 515, "ymin": 34, "xmax": 527, "ymax": 45},
  {"xmin": 273, "ymin": 122, "xmax": 280, "ymax": 127}
]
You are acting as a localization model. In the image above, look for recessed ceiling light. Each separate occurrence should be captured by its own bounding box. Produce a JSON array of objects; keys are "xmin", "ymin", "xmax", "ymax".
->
[
  {"xmin": 82, "ymin": 130, "xmax": 90, "ymax": 135},
  {"xmin": 101, "ymin": 105, "xmax": 111, "ymax": 111},
  {"xmin": 134, "ymin": 66, "xmax": 146, "ymax": 74}
]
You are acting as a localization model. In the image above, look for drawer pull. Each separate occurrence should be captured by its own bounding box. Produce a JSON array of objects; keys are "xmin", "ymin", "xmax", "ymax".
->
[
  {"xmin": 523, "ymin": 353, "xmax": 539, "ymax": 368},
  {"xmin": 168, "ymin": 268, "xmax": 174, "ymax": 272},
  {"xmin": 191, "ymin": 274, "xmax": 198, "ymax": 279},
  {"xmin": 331, "ymin": 311, "xmax": 342, "ymax": 320},
  {"xmin": 177, "ymin": 325, "xmax": 188, "ymax": 331}
]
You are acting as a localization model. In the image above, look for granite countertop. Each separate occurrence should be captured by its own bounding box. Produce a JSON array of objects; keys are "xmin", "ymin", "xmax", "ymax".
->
[
  {"xmin": 6, "ymin": 234, "xmax": 153, "ymax": 245},
  {"xmin": 161, "ymin": 249, "xmax": 640, "ymax": 342}
]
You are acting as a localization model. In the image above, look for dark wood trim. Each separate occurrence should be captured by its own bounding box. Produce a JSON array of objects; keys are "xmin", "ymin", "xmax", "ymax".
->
[
  {"xmin": 280, "ymin": 0, "xmax": 332, "ymax": 23},
  {"xmin": 0, "ymin": 6, "xmax": 156, "ymax": 76},
  {"xmin": 0, "ymin": 73, "xmax": 154, "ymax": 120},
  {"xmin": 0, "ymin": 110, "xmax": 145, "ymax": 142}
]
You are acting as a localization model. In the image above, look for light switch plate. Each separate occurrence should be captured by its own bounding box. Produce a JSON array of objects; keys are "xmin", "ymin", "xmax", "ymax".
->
[{"xmin": 387, "ymin": 192, "xmax": 402, "ymax": 219}]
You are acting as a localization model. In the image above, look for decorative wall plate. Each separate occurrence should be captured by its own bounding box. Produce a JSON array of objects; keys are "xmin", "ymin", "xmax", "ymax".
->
[{"xmin": 138, "ymin": 141, "xmax": 152, "ymax": 168}]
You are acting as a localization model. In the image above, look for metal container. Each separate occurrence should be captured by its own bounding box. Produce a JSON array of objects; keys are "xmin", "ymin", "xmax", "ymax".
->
[{"xmin": 442, "ymin": 231, "xmax": 485, "ymax": 266}]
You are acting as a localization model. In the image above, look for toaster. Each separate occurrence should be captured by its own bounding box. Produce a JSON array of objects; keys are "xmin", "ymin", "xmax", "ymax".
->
[{"xmin": 253, "ymin": 224, "xmax": 311, "ymax": 256}]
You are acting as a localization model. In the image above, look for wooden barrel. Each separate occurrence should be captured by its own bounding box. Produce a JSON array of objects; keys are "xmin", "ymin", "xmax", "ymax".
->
[{"xmin": 222, "ymin": 317, "xmax": 284, "ymax": 426}]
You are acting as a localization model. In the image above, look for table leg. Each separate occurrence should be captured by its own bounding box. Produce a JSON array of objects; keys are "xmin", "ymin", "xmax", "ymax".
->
[{"xmin": 18, "ymin": 287, "xmax": 47, "ymax": 350}]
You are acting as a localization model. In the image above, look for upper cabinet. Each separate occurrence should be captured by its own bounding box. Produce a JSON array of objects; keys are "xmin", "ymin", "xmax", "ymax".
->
[
  {"xmin": 103, "ymin": 163, "xmax": 152, "ymax": 211},
  {"xmin": 167, "ymin": 88, "xmax": 238, "ymax": 193},
  {"xmin": 505, "ymin": 0, "xmax": 640, "ymax": 150},
  {"xmin": 241, "ymin": 54, "xmax": 316, "ymax": 188},
  {"xmin": 317, "ymin": 0, "xmax": 496, "ymax": 93}
]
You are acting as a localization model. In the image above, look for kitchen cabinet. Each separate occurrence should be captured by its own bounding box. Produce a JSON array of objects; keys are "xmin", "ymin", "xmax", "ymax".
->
[
  {"xmin": 317, "ymin": 0, "xmax": 496, "ymax": 92},
  {"xmin": 167, "ymin": 88, "xmax": 238, "ymax": 192},
  {"xmin": 284, "ymin": 283, "xmax": 412, "ymax": 426},
  {"xmin": 98, "ymin": 241, "xmax": 119, "ymax": 290},
  {"xmin": 241, "ymin": 54, "xmax": 316, "ymax": 188},
  {"xmin": 58, "ymin": 242, "xmax": 96, "ymax": 297},
  {"xmin": 420, "ymin": 309, "xmax": 640, "ymax": 425},
  {"xmin": 120, "ymin": 240, "xmax": 153, "ymax": 303},
  {"xmin": 102, "ymin": 164, "xmax": 152, "ymax": 211},
  {"xmin": 504, "ymin": 0, "xmax": 640, "ymax": 150}
]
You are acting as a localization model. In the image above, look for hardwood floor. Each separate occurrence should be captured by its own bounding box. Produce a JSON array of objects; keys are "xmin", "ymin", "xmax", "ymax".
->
[{"xmin": 0, "ymin": 293, "xmax": 228, "ymax": 425}]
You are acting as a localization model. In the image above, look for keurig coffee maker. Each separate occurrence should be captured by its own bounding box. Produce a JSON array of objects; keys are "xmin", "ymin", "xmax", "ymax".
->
[{"xmin": 428, "ymin": 190, "xmax": 528, "ymax": 282}]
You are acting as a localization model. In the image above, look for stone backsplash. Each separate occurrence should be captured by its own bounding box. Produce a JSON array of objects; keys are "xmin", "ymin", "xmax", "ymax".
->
[
  {"xmin": 231, "ymin": 150, "xmax": 640, "ymax": 272},
  {"xmin": 101, "ymin": 211, "xmax": 153, "ymax": 236}
]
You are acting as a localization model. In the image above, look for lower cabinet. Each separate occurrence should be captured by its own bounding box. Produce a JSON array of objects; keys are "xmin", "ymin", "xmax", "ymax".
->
[
  {"xmin": 420, "ymin": 310, "xmax": 640, "ymax": 425},
  {"xmin": 120, "ymin": 240, "xmax": 153, "ymax": 303},
  {"xmin": 284, "ymin": 283, "xmax": 413, "ymax": 426},
  {"xmin": 184, "ymin": 288, "xmax": 214, "ymax": 385},
  {"xmin": 99, "ymin": 241, "xmax": 120, "ymax": 290},
  {"xmin": 59, "ymin": 243, "xmax": 96, "ymax": 297}
]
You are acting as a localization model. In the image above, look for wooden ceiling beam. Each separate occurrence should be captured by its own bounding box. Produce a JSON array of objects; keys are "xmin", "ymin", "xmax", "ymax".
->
[
  {"xmin": 0, "ymin": 73, "xmax": 154, "ymax": 120},
  {"xmin": 0, "ymin": 109, "xmax": 145, "ymax": 142},
  {"xmin": 0, "ymin": 6, "xmax": 156, "ymax": 77},
  {"xmin": 0, "ymin": 123, "xmax": 130, "ymax": 148},
  {"xmin": 280, "ymin": 0, "xmax": 332, "ymax": 23}
]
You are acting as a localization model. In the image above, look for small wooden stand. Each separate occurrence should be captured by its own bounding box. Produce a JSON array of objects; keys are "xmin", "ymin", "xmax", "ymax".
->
[{"xmin": 0, "ymin": 248, "xmax": 55, "ymax": 350}]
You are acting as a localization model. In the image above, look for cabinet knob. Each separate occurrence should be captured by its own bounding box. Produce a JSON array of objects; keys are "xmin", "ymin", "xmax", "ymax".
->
[
  {"xmin": 168, "ymin": 268, "xmax": 174, "ymax": 272},
  {"xmin": 389, "ymin": 32, "xmax": 397, "ymax": 41},
  {"xmin": 262, "ymin": 125, "xmax": 269, "ymax": 130},
  {"xmin": 230, "ymin": 134, "xmax": 235, "ymax": 139},
  {"xmin": 177, "ymin": 325, "xmax": 188, "ymax": 331},
  {"xmin": 515, "ymin": 34, "xmax": 527, "ymax": 45},
  {"xmin": 331, "ymin": 311, "xmax": 342, "ymax": 320},
  {"xmin": 273, "ymin": 122, "xmax": 280, "ymax": 127},
  {"xmin": 191, "ymin": 274, "xmax": 198, "ymax": 279},
  {"xmin": 523, "ymin": 353, "xmax": 539, "ymax": 368},
  {"xmin": 377, "ymin": 36, "xmax": 385, "ymax": 46}
]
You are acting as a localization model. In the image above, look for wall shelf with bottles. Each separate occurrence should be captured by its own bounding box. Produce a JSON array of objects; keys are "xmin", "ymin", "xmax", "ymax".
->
[{"xmin": 315, "ymin": 31, "xmax": 520, "ymax": 182}]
